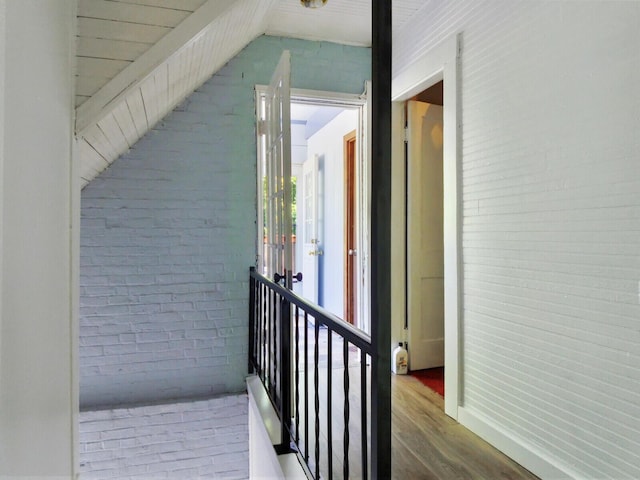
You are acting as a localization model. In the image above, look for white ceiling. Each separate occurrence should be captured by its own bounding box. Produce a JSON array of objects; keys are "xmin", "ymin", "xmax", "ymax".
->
[
  {"xmin": 291, "ymin": 102, "xmax": 349, "ymax": 140},
  {"xmin": 291, "ymin": 103, "xmax": 322, "ymax": 122},
  {"xmin": 75, "ymin": 0, "xmax": 429, "ymax": 187},
  {"xmin": 267, "ymin": 0, "xmax": 429, "ymax": 46}
]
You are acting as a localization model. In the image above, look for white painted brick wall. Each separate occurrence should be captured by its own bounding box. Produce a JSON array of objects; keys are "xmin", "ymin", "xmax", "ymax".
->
[
  {"xmin": 79, "ymin": 394, "xmax": 249, "ymax": 479},
  {"xmin": 395, "ymin": 2, "xmax": 640, "ymax": 478},
  {"xmin": 80, "ymin": 35, "xmax": 370, "ymax": 408}
]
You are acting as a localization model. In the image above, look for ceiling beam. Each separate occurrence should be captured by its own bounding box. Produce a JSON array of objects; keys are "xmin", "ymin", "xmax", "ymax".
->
[{"xmin": 75, "ymin": 0, "xmax": 239, "ymax": 135}]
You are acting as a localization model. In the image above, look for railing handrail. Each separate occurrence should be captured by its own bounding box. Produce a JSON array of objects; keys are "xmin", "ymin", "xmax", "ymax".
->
[
  {"xmin": 249, "ymin": 266, "xmax": 374, "ymax": 478},
  {"xmin": 250, "ymin": 267, "xmax": 372, "ymax": 352}
]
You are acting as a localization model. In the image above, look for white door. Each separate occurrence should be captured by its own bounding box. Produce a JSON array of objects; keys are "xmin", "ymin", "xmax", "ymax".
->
[
  {"xmin": 262, "ymin": 51, "xmax": 293, "ymax": 288},
  {"xmin": 407, "ymin": 100, "xmax": 445, "ymax": 370},
  {"xmin": 301, "ymin": 154, "xmax": 319, "ymax": 303}
]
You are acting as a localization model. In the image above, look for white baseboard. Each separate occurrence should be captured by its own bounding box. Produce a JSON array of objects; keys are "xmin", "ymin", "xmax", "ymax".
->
[{"xmin": 458, "ymin": 406, "xmax": 576, "ymax": 480}]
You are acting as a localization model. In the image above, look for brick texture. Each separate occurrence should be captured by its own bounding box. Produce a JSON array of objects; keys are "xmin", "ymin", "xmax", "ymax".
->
[
  {"xmin": 78, "ymin": 394, "xmax": 249, "ymax": 479},
  {"xmin": 80, "ymin": 35, "xmax": 371, "ymax": 408},
  {"xmin": 394, "ymin": 2, "xmax": 640, "ymax": 479}
]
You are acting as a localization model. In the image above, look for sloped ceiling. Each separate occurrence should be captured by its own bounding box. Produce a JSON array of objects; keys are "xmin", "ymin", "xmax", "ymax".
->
[{"xmin": 75, "ymin": 0, "xmax": 429, "ymax": 187}]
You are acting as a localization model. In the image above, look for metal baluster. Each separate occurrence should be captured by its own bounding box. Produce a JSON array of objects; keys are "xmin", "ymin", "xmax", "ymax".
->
[
  {"xmin": 268, "ymin": 288, "xmax": 273, "ymax": 393},
  {"xmin": 314, "ymin": 319, "xmax": 320, "ymax": 480},
  {"xmin": 263, "ymin": 283, "xmax": 268, "ymax": 381},
  {"xmin": 295, "ymin": 305, "xmax": 300, "ymax": 446},
  {"xmin": 304, "ymin": 311, "xmax": 309, "ymax": 464},
  {"xmin": 256, "ymin": 281, "xmax": 260, "ymax": 376},
  {"xmin": 327, "ymin": 329, "xmax": 333, "ymax": 479},
  {"xmin": 248, "ymin": 271, "xmax": 255, "ymax": 374},
  {"xmin": 343, "ymin": 339, "xmax": 350, "ymax": 479},
  {"xmin": 279, "ymin": 295, "xmax": 292, "ymax": 453},
  {"xmin": 361, "ymin": 350, "xmax": 368, "ymax": 479},
  {"xmin": 260, "ymin": 282, "xmax": 268, "ymax": 385},
  {"xmin": 254, "ymin": 279, "xmax": 259, "ymax": 372},
  {"xmin": 273, "ymin": 291, "xmax": 278, "ymax": 405},
  {"xmin": 248, "ymin": 270, "xmax": 378, "ymax": 478}
]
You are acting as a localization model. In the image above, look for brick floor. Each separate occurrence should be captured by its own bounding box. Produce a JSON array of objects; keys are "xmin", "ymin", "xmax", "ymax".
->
[{"xmin": 79, "ymin": 394, "xmax": 249, "ymax": 479}]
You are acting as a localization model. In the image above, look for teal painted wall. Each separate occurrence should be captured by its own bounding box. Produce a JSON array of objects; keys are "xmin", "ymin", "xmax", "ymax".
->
[{"xmin": 80, "ymin": 36, "xmax": 371, "ymax": 408}]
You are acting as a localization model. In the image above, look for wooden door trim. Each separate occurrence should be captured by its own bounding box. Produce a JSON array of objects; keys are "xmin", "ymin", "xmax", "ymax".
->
[{"xmin": 344, "ymin": 129, "xmax": 357, "ymax": 324}]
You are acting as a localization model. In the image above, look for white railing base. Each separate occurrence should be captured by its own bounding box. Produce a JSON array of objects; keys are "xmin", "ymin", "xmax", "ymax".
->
[{"xmin": 247, "ymin": 375, "xmax": 309, "ymax": 479}]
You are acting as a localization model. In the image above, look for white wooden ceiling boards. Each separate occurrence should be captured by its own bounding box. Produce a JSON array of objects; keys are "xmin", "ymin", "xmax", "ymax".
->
[
  {"xmin": 75, "ymin": 0, "xmax": 427, "ymax": 187},
  {"xmin": 76, "ymin": 0, "xmax": 206, "ymax": 107}
]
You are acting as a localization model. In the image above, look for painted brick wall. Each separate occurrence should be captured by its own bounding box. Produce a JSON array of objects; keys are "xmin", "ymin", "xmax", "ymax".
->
[
  {"xmin": 80, "ymin": 35, "xmax": 370, "ymax": 409},
  {"xmin": 79, "ymin": 394, "xmax": 248, "ymax": 479},
  {"xmin": 395, "ymin": 2, "xmax": 640, "ymax": 478}
]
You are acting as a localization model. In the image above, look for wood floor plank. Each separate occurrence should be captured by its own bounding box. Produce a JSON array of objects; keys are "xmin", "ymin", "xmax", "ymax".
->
[
  {"xmin": 392, "ymin": 375, "xmax": 539, "ymax": 480},
  {"xmin": 290, "ymin": 320, "xmax": 539, "ymax": 479}
]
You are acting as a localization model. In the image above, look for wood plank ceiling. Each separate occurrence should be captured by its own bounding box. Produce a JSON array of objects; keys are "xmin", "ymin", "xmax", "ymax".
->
[{"xmin": 75, "ymin": 0, "xmax": 429, "ymax": 187}]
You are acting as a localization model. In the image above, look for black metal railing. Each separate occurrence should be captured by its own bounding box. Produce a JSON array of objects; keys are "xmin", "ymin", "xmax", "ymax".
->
[{"xmin": 249, "ymin": 267, "xmax": 372, "ymax": 479}]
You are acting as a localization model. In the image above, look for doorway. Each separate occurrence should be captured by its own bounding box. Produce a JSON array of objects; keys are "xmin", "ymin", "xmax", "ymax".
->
[
  {"xmin": 255, "ymin": 86, "xmax": 371, "ymax": 332},
  {"xmin": 391, "ymin": 33, "xmax": 461, "ymax": 419},
  {"xmin": 406, "ymin": 82, "xmax": 444, "ymax": 368},
  {"xmin": 294, "ymin": 104, "xmax": 357, "ymax": 320},
  {"xmin": 406, "ymin": 81, "xmax": 445, "ymax": 399}
]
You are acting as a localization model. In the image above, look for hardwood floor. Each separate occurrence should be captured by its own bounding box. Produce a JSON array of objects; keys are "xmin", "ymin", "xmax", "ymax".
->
[
  {"xmin": 391, "ymin": 374, "xmax": 539, "ymax": 480},
  {"xmin": 290, "ymin": 321, "xmax": 539, "ymax": 479}
]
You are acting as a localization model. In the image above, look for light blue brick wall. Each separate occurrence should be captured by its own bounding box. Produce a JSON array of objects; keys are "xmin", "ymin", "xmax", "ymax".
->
[{"xmin": 80, "ymin": 35, "xmax": 371, "ymax": 408}]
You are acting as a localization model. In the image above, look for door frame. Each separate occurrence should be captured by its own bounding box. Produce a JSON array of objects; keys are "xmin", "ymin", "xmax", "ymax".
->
[
  {"xmin": 255, "ymin": 86, "xmax": 370, "ymax": 332},
  {"xmin": 344, "ymin": 129, "xmax": 357, "ymax": 325},
  {"xmin": 391, "ymin": 33, "xmax": 461, "ymax": 419}
]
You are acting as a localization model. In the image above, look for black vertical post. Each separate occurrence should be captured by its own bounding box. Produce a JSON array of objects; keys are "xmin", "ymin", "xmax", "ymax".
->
[
  {"xmin": 360, "ymin": 350, "xmax": 369, "ymax": 479},
  {"xmin": 294, "ymin": 304, "xmax": 300, "ymax": 447},
  {"xmin": 327, "ymin": 330, "xmax": 333, "ymax": 479},
  {"xmin": 248, "ymin": 267, "xmax": 256, "ymax": 374},
  {"xmin": 304, "ymin": 311, "xmax": 309, "ymax": 463},
  {"xmin": 343, "ymin": 341, "xmax": 350, "ymax": 479},
  {"xmin": 313, "ymin": 320, "xmax": 320, "ymax": 480},
  {"xmin": 278, "ymin": 295, "xmax": 292, "ymax": 454},
  {"xmin": 371, "ymin": 0, "xmax": 392, "ymax": 479}
]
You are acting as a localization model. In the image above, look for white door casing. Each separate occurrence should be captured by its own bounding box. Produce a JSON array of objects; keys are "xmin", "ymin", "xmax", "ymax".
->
[
  {"xmin": 392, "ymin": 33, "xmax": 460, "ymax": 419},
  {"xmin": 407, "ymin": 100, "xmax": 444, "ymax": 371},
  {"xmin": 357, "ymin": 81, "xmax": 372, "ymax": 334}
]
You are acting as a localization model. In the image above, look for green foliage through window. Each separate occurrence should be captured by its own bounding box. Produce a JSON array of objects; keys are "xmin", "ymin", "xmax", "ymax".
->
[{"xmin": 263, "ymin": 176, "xmax": 297, "ymax": 237}]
